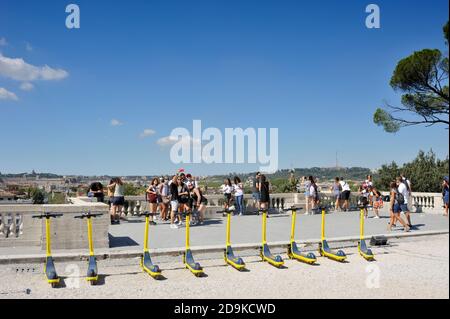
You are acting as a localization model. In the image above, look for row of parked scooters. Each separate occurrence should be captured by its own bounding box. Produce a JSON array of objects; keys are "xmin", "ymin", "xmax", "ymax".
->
[{"xmin": 33, "ymin": 205, "xmax": 374, "ymax": 287}]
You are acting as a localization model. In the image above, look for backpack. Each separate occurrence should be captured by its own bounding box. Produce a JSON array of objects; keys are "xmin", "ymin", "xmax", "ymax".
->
[{"xmin": 396, "ymin": 188, "xmax": 405, "ymax": 205}]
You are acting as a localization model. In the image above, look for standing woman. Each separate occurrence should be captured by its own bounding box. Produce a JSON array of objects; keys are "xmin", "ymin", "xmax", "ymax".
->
[
  {"xmin": 169, "ymin": 176, "xmax": 180, "ymax": 229},
  {"xmin": 330, "ymin": 177, "xmax": 342, "ymax": 211},
  {"xmin": 189, "ymin": 183, "xmax": 208, "ymax": 224},
  {"xmin": 233, "ymin": 176, "xmax": 245, "ymax": 216},
  {"xmin": 308, "ymin": 176, "xmax": 319, "ymax": 213},
  {"xmin": 221, "ymin": 178, "xmax": 233, "ymax": 211},
  {"xmin": 107, "ymin": 179, "xmax": 115, "ymax": 224},
  {"xmin": 303, "ymin": 176, "xmax": 311, "ymax": 215},
  {"xmin": 146, "ymin": 178, "xmax": 159, "ymax": 226},
  {"xmin": 109, "ymin": 177, "xmax": 125, "ymax": 224},
  {"xmin": 159, "ymin": 177, "xmax": 170, "ymax": 221},
  {"xmin": 177, "ymin": 175, "xmax": 190, "ymax": 225},
  {"xmin": 259, "ymin": 175, "xmax": 270, "ymax": 211}
]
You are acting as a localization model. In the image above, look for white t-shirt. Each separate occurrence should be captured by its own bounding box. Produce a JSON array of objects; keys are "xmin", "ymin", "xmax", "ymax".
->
[
  {"xmin": 222, "ymin": 185, "xmax": 233, "ymax": 194},
  {"xmin": 397, "ymin": 182, "xmax": 409, "ymax": 204},
  {"xmin": 309, "ymin": 185, "xmax": 317, "ymax": 198},
  {"xmin": 340, "ymin": 181, "xmax": 351, "ymax": 192},
  {"xmin": 234, "ymin": 183, "xmax": 244, "ymax": 196}
]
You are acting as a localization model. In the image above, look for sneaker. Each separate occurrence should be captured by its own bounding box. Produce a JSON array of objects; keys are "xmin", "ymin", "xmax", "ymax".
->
[
  {"xmin": 374, "ymin": 216, "xmax": 380, "ymax": 219},
  {"xmin": 150, "ymin": 221, "xmax": 157, "ymax": 226},
  {"xmin": 177, "ymin": 220, "xmax": 183, "ymax": 226}
]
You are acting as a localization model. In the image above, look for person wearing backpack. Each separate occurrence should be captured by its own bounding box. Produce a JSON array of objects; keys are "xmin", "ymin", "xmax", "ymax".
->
[
  {"xmin": 396, "ymin": 176, "xmax": 412, "ymax": 228},
  {"xmin": 388, "ymin": 181, "xmax": 410, "ymax": 232}
]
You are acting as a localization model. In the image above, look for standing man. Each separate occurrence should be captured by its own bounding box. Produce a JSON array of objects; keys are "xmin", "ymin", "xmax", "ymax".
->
[
  {"xmin": 396, "ymin": 176, "xmax": 413, "ymax": 227},
  {"xmin": 339, "ymin": 178, "xmax": 351, "ymax": 212}
]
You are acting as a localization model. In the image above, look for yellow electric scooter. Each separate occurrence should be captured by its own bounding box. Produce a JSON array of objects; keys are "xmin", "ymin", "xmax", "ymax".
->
[
  {"xmin": 319, "ymin": 206, "xmax": 347, "ymax": 262},
  {"xmin": 183, "ymin": 211, "xmax": 204, "ymax": 277},
  {"xmin": 74, "ymin": 212, "xmax": 102, "ymax": 285},
  {"xmin": 259, "ymin": 209, "xmax": 284, "ymax": 268},
  {"xmin": 358, "ymin": 206, "xmax": 375, "ymax": 261},
  {"xmin": 217, "ymin": 209, "xmax": 246, "ymax": 271},
  {"xmin": 32, "ymin": 212, "xmax": 63, "ymax": 288},
  {"xmin": 140, "ymin": 212, "xmax": 162, "ymax": 278},
  {"xmin": 284, "ymin": 207, "xmax": 317, "ymax": 264}
]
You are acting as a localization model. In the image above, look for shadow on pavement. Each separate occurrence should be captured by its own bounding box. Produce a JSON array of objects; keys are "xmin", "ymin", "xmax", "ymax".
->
[{"xmin": 108, "ymin": 234, "xmax": 140, "ymax": 248}]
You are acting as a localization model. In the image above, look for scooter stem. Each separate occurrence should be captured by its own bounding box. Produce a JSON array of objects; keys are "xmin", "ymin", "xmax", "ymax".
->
[
  {"xmin": 45, "ymin": 218, "xmax": 51, "ymax": 257},
  {"xmin": 185, "ymin": 213, "xmax": 191, "ymax": 250},
  {"xmin": 360, "ymin": 208, "xmax": 364, "ymax": 240},
  {"xmin": 290, "ymin": 210, "xmax": 297, "ymax": 242},
  {"xmin": 321, "ymin": 208, "xmax": 325, "ymax": 241},
  {"xmin": 87, "ymin": 217, "xmax": 94, "ymax": 256},
  {"xmin": 144, "ymin": 215, "xmax": 149, "ymax": 252},
  {"xmin": 226, "ymin": 213, "xmax": 231, "ymax": 247},
  {"xmin": 262, "ymin": 211, "xmax": 267, "ymax": 245}
]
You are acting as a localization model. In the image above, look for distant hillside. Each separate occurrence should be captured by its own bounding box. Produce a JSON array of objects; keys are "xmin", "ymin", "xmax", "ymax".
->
[
  {"xmin": 207, "ymin": 167, "xmax": 372, "ymax": 182},
  {"xmin": 0, "ymin": 172, "xmax": 63, "ymax": 179}
]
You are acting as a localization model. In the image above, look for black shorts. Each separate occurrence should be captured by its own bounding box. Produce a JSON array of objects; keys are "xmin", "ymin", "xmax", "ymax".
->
[{"xmin": 341, "ymin": 191, "xmax": 351, "ymax": 201}]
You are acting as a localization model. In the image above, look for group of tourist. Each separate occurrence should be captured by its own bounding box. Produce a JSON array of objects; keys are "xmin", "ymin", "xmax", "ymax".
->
[
  {"xmin": 88, "ymin": 172, "xmax": 449, "ymax": 228},
  {"xmin": 303, "ymin": 175, "xmax": 353, "ymax": 214},
  {"xmin": 220, "ymin": 172, "xmax": 271, "ymax": 215}
]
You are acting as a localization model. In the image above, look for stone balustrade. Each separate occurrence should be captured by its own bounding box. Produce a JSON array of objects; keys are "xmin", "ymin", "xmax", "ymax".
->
[
  {"xmin": 0, "ymin": 198, "xmax": 109, "ymax": 250},
  {"xmin": 109, "ymin": 191, "xmax": 445, "ymax": 215}
]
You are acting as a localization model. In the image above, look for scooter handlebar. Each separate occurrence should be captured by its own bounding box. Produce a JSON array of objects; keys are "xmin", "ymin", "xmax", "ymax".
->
[
  {"xmin": 32, "ymin": 213, "xmax": 63, "ymax": 219},
  {"xmin": 283, "ymin": 206, "xmax": 303, "ymax": 212},
  {"xmin": 216, "ymin": 209, "xmax": 235, "ymax": 214},
  {"xmin": 74, "ymin": 212, "xmax": 103, "ymax": 219}
]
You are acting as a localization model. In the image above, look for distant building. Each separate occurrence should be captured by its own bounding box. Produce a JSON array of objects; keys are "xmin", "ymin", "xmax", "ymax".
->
[{"xmin": 0, "ymin": 190, "xmax": 18, "ymax": 202}]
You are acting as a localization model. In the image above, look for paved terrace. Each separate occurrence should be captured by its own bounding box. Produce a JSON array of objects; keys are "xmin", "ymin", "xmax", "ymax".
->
[{"xmin": 0, "ymin": 202, "xmax": 448, "ymax": 259}]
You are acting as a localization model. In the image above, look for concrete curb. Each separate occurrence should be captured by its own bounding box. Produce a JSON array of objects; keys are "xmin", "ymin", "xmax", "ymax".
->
[{"xmin": 0, "ymin": 229, "xmax": 448, "ymax": 265}]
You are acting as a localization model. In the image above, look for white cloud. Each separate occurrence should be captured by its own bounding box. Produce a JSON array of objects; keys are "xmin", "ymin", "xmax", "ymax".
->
[
  {"xmin": 0, "ymin": 53, "xmax": 68, "ymax": 82},
  {"xmin": 0, "ymin": 87, "xmax": 18, "ymax": 101},
  {"xmin": 110, "ymin": 119, "xmax": 123, "ymax": 126},
  {"xmin": 157, "ymin": 135, "xmax": 201, "ymax": 147},
  {"xmin": 0, "ymin": 37, "xmax": 7, "ymax": 46},
  {"xmin": 139, "ymin": 129, "xmax": 156, "ymax": 138},
  {"xmin": 20, "ymin": 82, "xmax": 34, "ymax": 91}
]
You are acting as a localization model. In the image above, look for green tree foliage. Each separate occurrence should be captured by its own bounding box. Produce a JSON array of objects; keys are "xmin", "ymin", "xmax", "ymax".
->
[
  {"xmin": 30, "ymin": 188, "xmax": 46, "ymax": 204},
  {"xmin": 374, "ymin": 21, "xmax": 449, "ymax": 132},
  {"xmin": 123, "ymin": 183, "xmax": 145, "ymax": 196},
  {"xmin": 374, "ymin": 150, "xmax": 449, "ymax": 192}
]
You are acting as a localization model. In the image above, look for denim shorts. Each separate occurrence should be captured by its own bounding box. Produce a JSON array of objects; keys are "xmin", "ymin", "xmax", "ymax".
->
[
  {"xmin": 393, "ymin": 203, "xmax": 409, "ymax": 213},
  {"xmin": 111, "ymin": 196, "xmax": 125, "ymax": 206},
  {"xmin": 252, "ymin": 192, "xmax": 261, "ymax": 201}
]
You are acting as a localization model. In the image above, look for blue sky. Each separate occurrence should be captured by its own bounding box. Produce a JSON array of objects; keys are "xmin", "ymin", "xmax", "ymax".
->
[{"xmin": 0, "ymin": 0, "xmax": 449, "ymax": 176}]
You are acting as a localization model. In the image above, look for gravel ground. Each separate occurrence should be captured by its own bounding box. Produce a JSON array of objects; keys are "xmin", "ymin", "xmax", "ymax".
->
[{"xmin": 0, "ymin": 235, "xmax": 448, "ymax": 299}]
